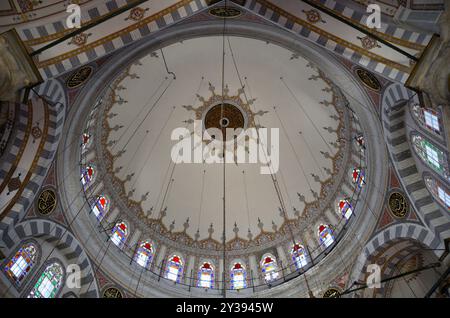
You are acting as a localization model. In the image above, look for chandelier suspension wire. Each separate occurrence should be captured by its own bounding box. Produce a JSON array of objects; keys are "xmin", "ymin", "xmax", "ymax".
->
[
  {"xmin": 117, "ymin": 78, "xmax": 175, "ymax": 155},
  {"xmin": 220, "ymin": 0, "xmax": 228, "ymax": 297},
  {"xmin": 226, "ymin": 37, "xmax": 296, "ymax": 247},
  {"xmin": 129, "ymin": 105, "xmax": 177, "ymax": 192},
  {"xmin": 111, "ymin": 76, "xmax": 169, "ymax": 153},
  {"xmin": 280, "ymin": 77, "xmax": 335, "ymax": 154},
  {"xmin": 197, "ymin": 170, "xmax": 207, "ymax": 233},
  {"xmin": 276, "ymin": 167, "xmax": 295, "ymax": 213},
  {"xmin": 297, "ymin": 131, "xmax": 327, "ymax": 180},
  {"xmin": 2, "ymin": 74, "xmax": 173, "ymax": 297},
  {"xmin": 11, "ymin": 7, "xmax": 434, "ymax": 296},
  {"xmin": 272, "ymin": 106, "xmax": 315, "ymax": 193},
  {"xmin": 242, "ymin": 171, "xmax": 252, "ymax": 231}
]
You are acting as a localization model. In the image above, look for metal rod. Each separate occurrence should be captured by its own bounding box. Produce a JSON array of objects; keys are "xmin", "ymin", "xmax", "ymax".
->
[
  {"xmin": 424, "ymin": 264, "xmax": 450, "ymax": 298},
  {"xmin": 300, "ymin": 0, "xmax": 418, "ymax": 61},
  {"xmin": 341, "ymin": 262, "xmax": 441, "ymax": 296},
  {"xmin": 30, "ymin": 0, "xmax": 148, "ymax": 57}
]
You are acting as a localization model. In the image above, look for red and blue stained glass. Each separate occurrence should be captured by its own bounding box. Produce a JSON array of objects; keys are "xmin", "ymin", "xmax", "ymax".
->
[
  {"xmin": 352, "ymin": 168, "xmax": 366, "ymax": 188},
  {"xmin": 339, "ymin": 199, "xmax": 353, "ymax": 220},
  {"xmin": 82, "ymin": 133, "xmax": 91, "ymax": 149},
  {"xmin": 165, "ymin": 255, "xmax": 183, "ymax": 283},
  {"xmin": 197, "ymin": 262, "xmax": 214, "ymax": 289},
  {"xmin": 81, "ymin": 165, "xmax": 94, "ymax": 187},
  {"xmin": 291, "ymin": 244, "xmax": 308, "ymax": 269},
  {"xmin": 230, "ymin": 263, "xmax": 247, "ymax": 290},
  {"xmin": 261, "ymin": 256, "xmax": 279, "ymax": 283},
  {"xmin": 135, "ymin": 241, "xmax": 153, "ymax": 268},
  {"xmin": 319, "ymin": 224, "xmax": 334, "ymax": 248},
  {"xmin": 111, "ymin": 222, "xmax": 127, "ymax": 248},
  {"xmin": 92, "ymin": 196, "xmax": 108, "ymax": 220},
  {"xmin": 4, "ymin": 244, "xmax": 37, "ymax": 284}
]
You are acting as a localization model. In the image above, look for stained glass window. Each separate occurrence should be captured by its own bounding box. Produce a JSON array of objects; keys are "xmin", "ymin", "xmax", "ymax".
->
[
  {"xmin": 92, "ymin": 195, "xmax": 109, "ymax": 220},
  {"xmin": 291, "ymin": 243, "xmax": 308, "ymax": 269},
  {"xmin": 82, "ymin": 133, "xmax": 91, "ymax": 149},
  {"xmin": 352, "ymin": 168, "xmax": 365, "ymax": 188},
  {"xmin": 355, "ymin": 134, "xmax": 365, "ymax": 152},
  {"xmin": 81, "ymin": 165, "xmax": 95, "ymax": 187},
  {"xmin": 165, "ymin": 255, "xmax": 183, "ymax": 283},
  {"xmin": 134, "ymin": 241, "xmax": 153, "ymax": 268},
  {"xmin": 28, "ymin": 262, "xmax": 63, "ymax": 298},
  {"xmin": 4, "ymin": 244, "xmax": 37, "ymax": 284},
  {"xmin": 425, "ymin": 176, "xmax": 450, "ymax": 209},
  {"xmin": 197, "ymin": 262, "xmax": 214, "ymax": 289},
  {"xmin": 261, "ymin": 255, "xmax": 279, "ymax": 283},
  {"xmin": 412, "ymin": 135, "xmax": 448, "ymax": 178},
  {"xmin": 339, "ymin": 199, "xmax": 353, "ymax": 220},
  {"xmin": 111, "ymin": 222, "xmax": 128, "ymax": 248},
  {"xmin": 319, "ymin": 224, "xmax": 334, "ymax": 248},
  {"xmin": 412, "ymin": 104, "xmax": 441, "ymax": 134},
  {"xmin": 230, "ymin": 262, "xmax": 246, "ymax": 290}
]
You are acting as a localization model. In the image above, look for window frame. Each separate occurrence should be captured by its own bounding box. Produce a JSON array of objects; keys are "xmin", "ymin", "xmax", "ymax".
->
[
  {"xmin": 2, "ymin": 240, "xmax": 41, "ymax": 292},
  {"xmin": 25, "ymin": 258, "xmax": 65, "ymax": 299}
]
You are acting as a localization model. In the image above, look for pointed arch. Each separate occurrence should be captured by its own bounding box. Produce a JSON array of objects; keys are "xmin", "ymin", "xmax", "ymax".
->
[
  {"xmin": 134, "ymin": 241, "xmax": 154, "ymax": 268},
  {"xmin": 318, "ymin": 224, "xmax": 334, "ymax": 248},
  {"xmin": 92, "ymin": 195, "xmax": 110, "ymax": 221},
  {"xmin": 111, "ymin": 222, "xmax": 128, "ymax": 248},
  {"xmin": 290, "ymin": 243, "xmax": 308, "ymax": 269},
  {"xmin": 4, "ymin": 242, "xmax": 38, "ymax": 285},
  {"xmin": 165, "ymin": 255, "xmax": 183, "ymax": 283},
  {"xmin": 260, "ymin": 254, "xmax": 279, "ymax": 283},
  {"xmin": 411, "ymin": 134, "xmax": 449, "ymax": 179},
  {"xmin": 230, "ymin": 262, "xmax": 247, "ymax": 290},
  {"xmin": 197, "ymin": 262, "xmax": 214, "ymax": 289},
  {"xmin": 28, "ymin": 261, "xmax": 64, "ymax": 298}
]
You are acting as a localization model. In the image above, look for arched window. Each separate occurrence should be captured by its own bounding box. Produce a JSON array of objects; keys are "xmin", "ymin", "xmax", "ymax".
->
[
  {"xmin": 81, "ymin": 165, "xmax": 95, "ymax": 187},
  {"xmin": 82, "ymin": 133, "xmax": 91, "ymax": 149},
  {"xmin": 134, "ymin": 241, "xmax": 154, "ymax": 268},
  {"xmin": 412, "ymin": 104, "xmax": 441, "ymax": 134},
  {"xmin": 230, "ymin": 262, "xmax": 246, "ymax": 290},
  {"xmin": 425, "ymin": 176, "xmax": 450, "ymax": 209},
  {"xmin": 319, "ymin": 224, "xmax": 334, "ymax": 248},
  {"xmin": 165, "ymin": 255, "xmax": 183, "ymax": 283},
  {"xmin": 355, "ymin": 134, "xmax": 365, "ymax": 152},
  {"xmin": 339, "ymin": 199, "xmax": 353, "ymax": 220},
  {"xmin": 412, "ymin": 135, "xmax": 449, "ymax": 179},
  {"xmin": 261, "ymin": 255, "xmax": 279, "ymax": 283},
  {"xmin": 111, "ymin": 222, "xmax": 128, "ymax": 248},
  {"xmin": 4, "ymin": 243, "xmax": 37, "ymax": 284},
  {"xmin": 352, "ymin": 168, "xmax": 365, "ymax": 188},
  {"xmin": 28, "ymin": 262, "xmax": 64, "ymax": 298},
  {"xmin": 291, "ymin": 243, "xmax": 308, "ymax": 269},
  {"xmin": 197, "ymin": 262, "xmax": 214, "ymax": 289},
  {"xmin": 92, "ymin": 195, "xmax": 109, "ymax": 220}
]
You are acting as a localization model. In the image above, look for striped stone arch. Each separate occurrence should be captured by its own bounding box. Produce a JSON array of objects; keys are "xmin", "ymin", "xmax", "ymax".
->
[
  {"xmin": 0, "ymin": 78, "xmax": 66, "ymax": 257},
  {"xmin": 348, "ymin": 222, "xmax": 442, "ymax": 296},
  {"xmin": 381, "ymin": 82, "xmax": 450, "ymax": 250},
  {"xmin": 1, "ymin": 218, "xmax": 99, "ymax": 298}
]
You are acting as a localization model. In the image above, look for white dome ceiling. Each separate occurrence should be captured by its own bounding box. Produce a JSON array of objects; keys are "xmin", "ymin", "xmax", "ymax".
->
[{"xmin": 96, "ymin": 35, "xmax": 348, "ymax": 244}]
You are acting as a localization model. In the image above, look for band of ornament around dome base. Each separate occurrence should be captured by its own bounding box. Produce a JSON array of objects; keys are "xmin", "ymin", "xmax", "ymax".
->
[{"xmin": 83, "ymin": 57, "xmax": 361, "ymax": 256}]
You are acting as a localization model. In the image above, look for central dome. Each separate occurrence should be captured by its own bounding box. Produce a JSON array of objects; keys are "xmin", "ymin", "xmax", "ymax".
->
[
  {"xmin": 80, "ymin": 35, "xmax": 361, "ymax": 256},
  {"xmin": 58, "ymin": 24, "xmax": 388, "ymax": 296}
]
